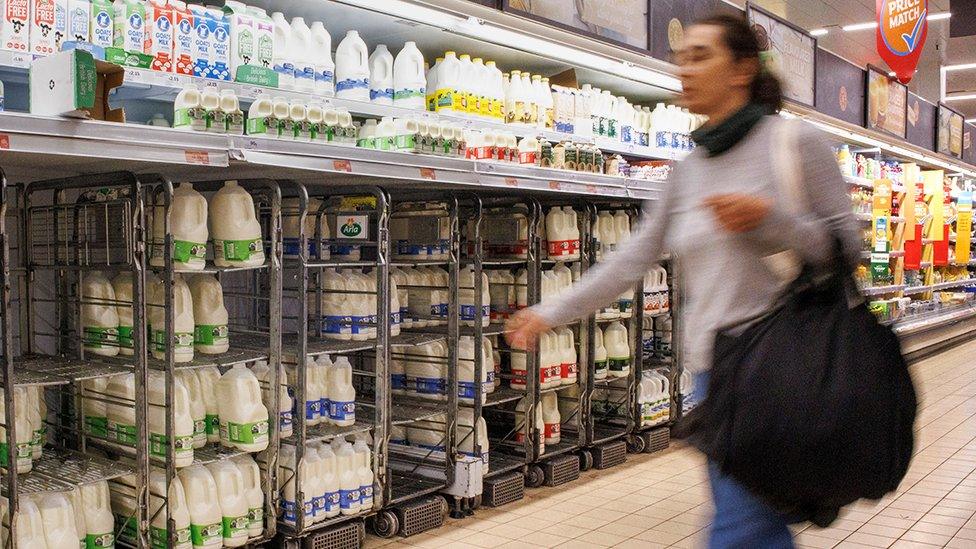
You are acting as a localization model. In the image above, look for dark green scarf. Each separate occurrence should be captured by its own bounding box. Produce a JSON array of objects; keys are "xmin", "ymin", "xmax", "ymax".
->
[{"xmin": 691, "ymin": 103, "xmax": 770, "ymax": 157}]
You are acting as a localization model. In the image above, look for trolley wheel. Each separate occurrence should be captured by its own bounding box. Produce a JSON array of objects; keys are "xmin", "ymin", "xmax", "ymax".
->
[
  {"xmin": 470, "ymin": 494, "xmax": 483, "ymax": 511},
  {"xmin": 578, "ymin": 449, "xmax": 593, "ymax": 471},
  {"xmin": 627, "ymin": 434, "xmax": 646, "ymax": 454},
  {"xmin": 525, "ymin": 464, "xmax": 545, "ymax": 488},
  {"xmin": 438, "ymin": 495, "xmax": 451, "ymax": 520},
  {"xmin": 371, "ymin": 509, "xmax": 400, "ymax": 539}
]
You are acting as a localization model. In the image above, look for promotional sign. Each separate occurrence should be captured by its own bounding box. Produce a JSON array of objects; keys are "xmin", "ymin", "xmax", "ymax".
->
[
  {"xmin": 649, "ymin": 0, "xmax": 738, "ymax": 61},
  {"xmin": 876, "ymin": 0, "xmax": 928, "ymax": 84},
  {"xmin": 504, "ymin": 0, "xmax": 649, "ymax": 51},
  {"xmin": 746, "ymin": 3, "xmax": 816, "ymax": 107},
  {"xmin": 905, "ymin": 93, "xmax": 937, "ymax": 151},
  {"xmin": 867, "ymin": 66, "xmax": 907, "ymax": 138},
  {"xmin": 815, "ymin": 49, "xmax": 865, "ymax": 126},
  {"xmin": 955, "ymin": 191, "xmax": 973, "ymax": 265},
  {"xmin": 937, "ymin": 103, "xmax": 964, "ymax": 158}
]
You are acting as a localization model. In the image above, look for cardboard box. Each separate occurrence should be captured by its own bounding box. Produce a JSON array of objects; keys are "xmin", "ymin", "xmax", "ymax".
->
[
  {"xmin": 1, "ymin": 0, "xmax": 31, "ymax": 53},
  {"xmin": 30, "ymin": 48, "xmax": 124, "ymax": 121},
  {"xmin": 31, "ymin": 0, "xmax": 68, "ymax": 56}
]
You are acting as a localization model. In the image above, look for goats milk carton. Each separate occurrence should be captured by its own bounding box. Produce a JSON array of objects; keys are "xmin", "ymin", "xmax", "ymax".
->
[
  {"xmin": 89, "ymin": 0, "xmax": 112, "ymax": 48},
  {"xmin": 145, "ymin": 0, "xmax": 172, "ymax": 71},
  {"xmin": 67, "ymin": 0, "xmax": 89, "ymax": 42},
  {"xmin": 169, "ymin": 0, "xmax": 191, "ymax": 75},
  {"xmin": 188, "ymin": 3, "xmax": 208, "ymax": 77},
  {"xmin": 2, "ymin": 0, "xmax": 31, "ymax": 52},
  {"xmin": 112, "ymin": 0, "xmax": 145, "ymax": 54},
  {"xmin": 31, "ymin": 0, "xmax": 68, "ymax": 56},
  {"xmin": 206, "ymin": 7, "xmax": 228, "ymax": 80}
]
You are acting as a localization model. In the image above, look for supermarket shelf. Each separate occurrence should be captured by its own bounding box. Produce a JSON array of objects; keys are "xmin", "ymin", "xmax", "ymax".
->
[
  {"xmin": 483, "ymin": 386, "xmax": 526, "ymax": 407},
  {"xmin": 192, "ymin": 444, "xmax": 247, "ymax": 465},
  {"xmin": 392, "ymin": 398, "xmax": 446, "ymax": 426},
  {"xmin": 473, "ymin": 258, "xmax": 532, "ymax": 266},
  {"xmin": 920, "ymin": 261, "xmax": 933, "ymax": 269},
  {"xmin": 389, "ymin": 471, "xmax": 445, "ymax": 505},
  {"xmin": 860, "ymin": 250, "xmax": 906, "ymax": 259},
  {"xmin": 542, "ymin": 437, "xmax": 580, "ymax": 459},
  {"xmin": 150, "ymin": 262, "xmax": 270, "ymax": 275},
  {"xmin": 10, "ymin": 355, "xmax": 133, "ymax": 387},
  {"xmin": 541, "ymin": 383, "xmax": 580, "ymax": 394},
  {"xmin": 893, "ymin": 305, "xmax": 976, "ymax": 337},
  {"xmin": 845, "ymin": 175, "xmax": 875, "ymax": 188},
  {"xmin": 485, "ymin": 450, "xmax": 526, "ymax": 478},
  {"xmin": 280, "ymin": 334, "xmax": 377, "ymax": 363},
  {"xmin": 404, "ymin": 322, "xmax": 510, "ymax": 337},
  {"xmin": 903, "ymin": 286, "xmax": 932, "ymax": 296},
  {"xmin": 855, "ymin": 213, "xmax": 906, "ymax": 223},
  {"xmin": 291, "ymin": 419, "xmax": 374, "ymax": 445},
  {"xmin": 861, "ymin": 285, "xmax": 907, "ymax": 296},
  {"xmin": 390, "ymin": 331, "xmax": 449, "ymax": 348},
  {"xmin": 145, "ymin": 346, "xmax": 268, "ymax": 371},
  {"xmin": 596, "ymin": 315, "xmax": 634, "ymax": 323},
  {"xmin": 902, "ymin": 280, "xmax": 975, "ymax": 296},
  {"xmin": 31, "ymin": 447, "xmax": 136, "ymax": 488},
  {"xmin": 593, "ymin": 375, "xmax": 630, "ymax": 386},
  {"xmin": 592, "ymin": 424, "xmax": 629, "ymax": 445}
]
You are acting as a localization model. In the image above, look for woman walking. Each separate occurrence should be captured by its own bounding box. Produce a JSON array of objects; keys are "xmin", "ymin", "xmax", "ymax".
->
[{"xmin": 506, "ymin": 14, "xmax": 859, "ymax": 549}]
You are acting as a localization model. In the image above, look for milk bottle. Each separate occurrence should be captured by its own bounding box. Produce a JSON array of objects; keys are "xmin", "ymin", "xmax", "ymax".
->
[
  {"xmin": 176, "ymin": 370, "xmax": 207, "ymax": 449},
  {"xmin": 229, "ymin": 456, "xmax": 263, "ymax": 538},
  {"xmin": 282, "ymin": 196, "xmax": 331, "ymax": 259},
  {"xmin": 472, "ymin": 57, "xmax": 491, "ymax": 119},
  {"xmin": 174, "ymin": 85, "xmax": 206, "ymax": 132},
  {"xmin": 457, "ymin": 408, "xmax": 489, "ymax": 470},
  {"xmin": 210, "ymin": 181, "xmax": 265, "ymax": 268},
  {"xmin": 425, "ymin": 57, "xmax": 442, "ymax": 111},
  {"xmin": 148, "ymin": 273, "xmax": 194, "ymax": 362},
  {"xmin": 613, "ymin": 210, "xmax": 631, "ymax": 245},
  {"xmin": 638, "ymin": 374, "xmax": 656, "ymax": 426},
  {"xmin": 299, "ymin": 357, "xmax": 323, "ymax": 427},
  {"xmin": 605, "ymin": 321, "xmax": 630, "ymax": 378},
  {"xmin": 277, "ymin": 444, "xmax": 312, "ymax": 526},
  {"xmin": 14, "ymin": 497, "xmax": 46, "ymax": 549},
  {"xmin": 482, "ymin": 338, "xmax": 498, "ymax": 393},
  {"xmin": 541, "ymin": 392, "xmax": 560, "ymax": 445},
  {"xmin": 251, "ymin": 360, "xmax": 292, "ymax": 438},
  {"xmin": 217, "ymin": 365, "xmax": 270, "ymax": 452},
  {"xmin": 393, "ymin": 41, "xmax": 426, "ymax": 110},
  {"xmin": 485, "ymin": 61, "xmax": 503, "ymax": 121},
  {"xmin": 434, "ymin": 51, "xmax": 461, "ymax": 113},
  {"xmin": 541, "ymin": 331, "xmax": 562, "ymax": 389},
  {"xmin": 505, "ymin": 70, "xmax": 522, "ymax": 123},
  {"xmin": 26, "ymin": 387, "xmax": 44, "ymax": 458},
  {"xmin": 390, "ymin": 268, "xmax": 410, "ymax": 329},
  {"xmin": 315, "ymin": 443, "xmax": 341, "ymax": 518},
  {"xmin": 335, "ymin": 30, "xmax": 369, "ymax": 101},
  {"xmin": 375, "ymin": 116, "xmax": 396, "ymax": 151},
  {"xmin": 289, "ymin": 17, "xmax": 314, "ymax": 92},
  {"xmin": 178, "ymin": 465, "xmax": 223, "ymax": 549},
  {"xmin": 593, "ymin": 325, "xmax": 608, "ymax": 380},
  {"xmin": 198, "ymin": 366, "xmax": 221, "ymax": 443},
  {"xmin": 188, "ymin": 274, "xmax": 228, "ymax": 355},
  {"xmin": 66, "ymin": 486, "xmax": 87, "ymax": 548},
  {"xmin": 310, "ymin": 21, "xmax": 335, "ymax": 96},
  {"xmin": 557, "ymin": 327, "xmax": 577, "ymax": 385},
  {"xmin": 343, "ymin": 270, "xmax": 371, "ymax": 340},
  {"xmin": 515, "ymin": 396, "xmax": 544, "ymax": 457},
  {"xmin": 111, "ymin": 272, "xmax": 135, "ymax": 356},
  {"xmin": 205, "ymin": 461, "xmax": 249, "ymax": 546},
  {"xmin": 82, "ymin": 271, "xmax": 120, "ymax": 356},
  {"xmin": 408, "ymin": 342, "xmax": 445, "ymax": 400},
  {"xmin": 270, "ymin": 12, "xmax": 294, "ymax": 90},
  {"xmin": 457, "ymin": 336, "xmax": 486, "ymax": 405},
  {"xmin": 222, "ymin": 90, "xmax": 244, "ymax": 135},
  {"xmin": 148, "ymin": 372, "xmax": 194, "ymax": 467},
  {"xmin": 201, "ymin": 88, "xmax": 223, "ymax": 133},
  {"xmin": 152, "ymin": 182, "xmax": 208, "ymax": 270},
  {"xmin": 300, "ymin": 443, "xmax": 326, "ymax": 522},
  {"xmin": 79, "ymin": 481, "xmax": 116, "ymax": 549},
  {"xmin": 368, "ymin": 44, "xmax": 394, "ymax": 105},
  {"xmin": 148, "ymin": 470, "xmax": 192, "ymax": 549},
  {"xmin": 0, "ymin": 392, "xmax": 32, "ymax": 472},
  {"xmin": 353, "ymin": 438, "xmax": 374, "ymax": 510},
  {"xmin": 459, "ymin": 266, "xmax": 490, "ymax": 327},
  {"xmin": 335, "ymin": 439, "xmax": 361, "ymax": 515},
  {"xmin": 328, "ymin": 357, "xmax": 356, "ymax": 426},
  {"xmin": 357, "ymin": 119, "xmax": 377, "ymax": 148},
  {"xmin": 321, "ymin": 269, "xmax": 351, "ymax": 340},
  {"xmin": 245, "ymin": 97, "xmax": 274, "ymax": 137},
  {"xmin": 517, "ymin": 136, "xmax": 539, "ymax": 165},
  {"xmin": 105, "ymin": 373, "xmax": 136, "ymax": 446},
  {"xmin": 521, "ymin": 73, "xmax": 537, "ymax": 125}
]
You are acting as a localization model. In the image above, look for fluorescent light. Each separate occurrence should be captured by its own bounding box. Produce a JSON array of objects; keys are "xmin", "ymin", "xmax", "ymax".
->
[
  {"xmin": 809, "ymin": 28, "xmax": 829, "ymax": 36},
  {"xmin": 945, "ymin": 93, "xmax": 976, "ymax": 101},
  {"xmin": 842, "ymin": 21, "xmax": 878, "ymax": 32},
  {"xmin": 928, "ymin": 12, "xmax": 952, "ymax": 21},
  {"xmin": 945, "ymin": 63, "xmax": 976, "ymax": 72},
  {"xmin": 967, "ymin": 119, "xmax": 976, "ymax": 124}
]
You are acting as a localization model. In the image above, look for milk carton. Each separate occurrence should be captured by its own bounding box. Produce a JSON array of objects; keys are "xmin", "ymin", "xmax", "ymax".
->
[
  {"xmin": 249, "ymin": 6, "xmax": 272, "ymax": 70},
  {"xmin": 67, "ymin": 0, "xmax": 90, "ymax": 42},
  {"xmin": 188, "ymin": 3, "xmax": 209, "ymax": 78},
  {"xmin": 2, "ymin": 0, "xmax": 30, "ymax": 53},
  {"xmin": 145, "ymin": 0, "xmax": 173, "ymax": 72},
  {"xmin": 206, "ymin": 7, "xmax": 228, "ymax": 80},
  {"xmin": 112, "ymin": 0, "xmax": 145, "ymax": 54},
  {"xmin": 221, "ymin": 0, "xmax": 250, "ymax": 78},
  {"xmin": 89, "ymin": 0, "xmax": 112, "ymax": 48},
  {"xmin": 169, "ymin": 0, "xmax": 191, "ymax": 75},
  {"xmin": 32, "ymin": 0, "xmax": 69, "ymax": 56}
]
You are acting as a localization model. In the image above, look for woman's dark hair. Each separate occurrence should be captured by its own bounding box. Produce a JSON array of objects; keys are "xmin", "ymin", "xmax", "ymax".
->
[{"xmin": 695, "ymin": 13, "xmax": 784, "ymax": 112}]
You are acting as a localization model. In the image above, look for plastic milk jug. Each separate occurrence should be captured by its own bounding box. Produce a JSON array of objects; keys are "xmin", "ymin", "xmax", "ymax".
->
[
  {"xmin": 111, "ymin": 272, "xmax": 135, "ymax": 356},
  {"xmin": 375, "ymin": 116, "xmax": 395, "ymax": 151},
  {"xmin": 515, "ymin": 396, "xmax": 544, "ymax": 457},
  {"xmin": 393, "ymin": 41, "xmax": 425, "ymax": 110},
  {"xmin": 300, "ymin": 357, "xmax": 323, "ymax": 427},
  {"xmin": 0, "ymin": 392, "xmax": 32, "ymax": 472},
  {"xmin": 148, "ymin": 273, "xmax": 194, "ymax": 362},
  {"xmin": 335, "ymin": 30, "xmax": 369, "ymax": 101},
  {"xmin": 27, "ymin": 387, "xmax": 44, "ymax": 458},
  {"xmin": 270, "ymin": 12, "xmax": 293, "ymax": 89},
  {"xmin": 290, "ymin": 17, "xmax": 314, "ymax": 92},
  {"xmin": 205, "ymin": 461, "xmax": 249, "ymax": 546},
  {"xmin": 457, "ymin": 336, "xmax": 487, "ymax": 405},
  {"xmin": 593, "ymin": 325, "xmax": 608, "ymax": 380},
  {"xmin": 176, "ymin": 370, "xmax": 207, "ymax": 449},
  {"xmin": 210, "ymin": 181, "xmax": 265, "ymax": 267},
  {"xmin": 81, "ymin": 481, "xmax": 116, "ymax": 549},
  {"xmin": 231, "ymin": 455, "xmax": 264, "ymax": 537},
  {"xmin": 82, "ymin": 271, "xmax": 120, "ymax": 357},
  {"xmin": 557, "ymin": 327, "xmax": 577, "ymax": 385},
  {"xmin": 368, "ymin": 44, "xmax": 394, "ymax": 104},
  {"xmin": 188, "ymin": 274, "xmax": 229, "ymax": 354},
  {"xmin": 277, "ymin": 445, "xmax": 307, "ymax": 525},
  {"xmin": 147, "ymin": 371, "xmax": 194, "ymax": 467},
  {"xmin": 310, "ymin": 21, "xmax": 334, "ymax": 96},
  {"xmin": 197, "ymin": 366, "xmax": 221, "ymax": 443},
  {"xmin": 316, "ymin": 443, "xmax": 341, "ymax": 518},
  {"xmin": 457, "ymin": 408, "xmax": 489, "ymax": 471},
  {"xmin": 178, "ymin": 465, "xmax": 223, "ymax": 549},
  {"xmin": 81, "ymin": 376, "xmax": 109, "ymax": 441},
  {"xmin": 200, "ymin": 87, "xmax": 223, "ymax": 133},
  {"xmin": 251, "ymin": 360, "xmax": 292, "ymax": 438},
  {"xmin": 148, "ymin": 470, "xmax": 192, "ymax": 548},
  {"xmin": 328, "ymin": 357, "xmax": 356, "ymax": 426},
  {"xmin": 425, "ymin": 57, "xmax": 441, "ymax": 111},
  {"xmin": 174, "ymin": 85, "xmax": 205, "ymax": 131},
  {"xmin": 216, "ymin": 365, "xmax": 269, "ymax": 452},
  {"xmin": 388, "ymin": 272, "xmax": 402, "ymax": 337},
  {"xmin": 335, "ymin": 440, "xmax": 361, "ymax": 515},
  {"xmin": 105, "ymin": 373, "xmax": 136, "ymax": 446},
  {"xmin": 151, "ymin": 182, "xmax": 208, "ymax": 270},
  {"xmin": 353, "ymin": 438, "xmax": 374, "ymax": 510},
  {"xmin": 301, "ymin": 444, "xmax": 326, "ymax": 522},
  {"xmin": 15, "ymin": 497, "xmax": 47, "ymax": 549},
  {"xmin": 541, "ymin": 392, "xmax": 560, "ymax": 445},
  {"xmin": 321, "ymin": 269, "xmax": 350, "ymax": 340},
  {"xmin": 605, "ymin": 321, "xmax": 631, "ymax": 378},
  {"xmin": 221, "ymin": 89, "xmax": 244, "ymax": 135},
  {"xmin": 434, "ymin": 51, "xmax": 460, "ymax": 113}
]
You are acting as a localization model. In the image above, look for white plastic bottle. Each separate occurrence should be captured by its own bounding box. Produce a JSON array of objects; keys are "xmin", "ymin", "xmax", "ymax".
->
[
  {"xmin": 174, "ymin": 84, "xmax": 206, "ymax": 131},
  {"xmin": 515, "ymin": 396, "xmax": 544, "ymax": 457},
  {"xmin": 557, "ymin": 327, "xmax": 578, "ymax": 385},
  {"xmin": 290, "ymin": 17, "xmax": 315, "ymax": 93},
  {"xmin": 457, "ymin": 336, "xmax": 487, "ymax": 405},
  {"xmin": 210, "ymin": 181, "xmax": 265, "ymax": 268},
  {"xmin": 425, "ymin": 56, "xmax": 441, "ymax": 111},
  {"xmin": 316, "ymin": 443, "xmax": 341, "ymax": 518},
  {"xmin": 353, "ymin": 437, "xmax": 374, "ymax": 510},
  {"xmin": 232, "ymin": 455, "xmax": 264, "ymax": 538},
  {"xmin": 471, "ymin": 57, "xmax": 491, "ymax": 119},
  {"xmin": 334, "ymin": 440, "xmax": 361, "ymax": 516},
  {"xmin": 198, "ymin": 366, "xmax": 222, "ymax": 443},
  {"xmin": 434, "ymin": 51, "xmax": 461, "ymax": 113},
  {"xmin": 222, "ymin": 90, "xmax": 244, "ymax": 136},
  {"xmin": 105, "ymin": 374, "xmax": 136, "ymax": 447},
  {"xmin": 393, "ymin": 41, "xmax": 426, "ymax": 110},
  {"xmin": 82, "ymin": 271, "xmax": 120, "ymax": 357},
  {"xmin": 321, "ymin": 269, "xmax": 350, "ymax": 340},
  {"xmin": 278, "ymin": 445, "xmax": 312, "ymax": 526},
  {"xmin": 82, "ymin": 481, "xmax": 119, "ymax": 549},
  {"xmin": 335, "ymin": 30, "xmax": 370, "ymax": 101},
  {"xmin": 301, "ymin": 357, "xmax": 324, "ymax": 427},
  {"xmin": 12, "ymin": 496, "xmax": 46, "ymax": 549},
  {"xmin": 112, "ymin": 272, "xmax": 135, "ymax": 356},
  {"xmin": 541, "ymin": 392, "xmax": 561, "ymax": 445},
  {"xmin": 594, "ymin": 325, "xmax": 608, "ymax": 380},
  {"xmin": 176, "ymin": 370, "xmax": 207, "ymax": 449},
  {"xmin": 148, "ymin": 470, "xmax": 192, "ymax": 549},
  {"xmin": 368, "ymin": 44, "xmax": 394, "ymax": 105},
  {"xmin": 459, "ymin": 266, "xmax": 490, "ymax": 327},
  {"xmin": 605, "ymin": 321, "xmax": 631, "ymax": 378},
  {"xmin": 188, "ymin": 274, "xmax": 229, "ymax": 354},
  {"xmin": 151, "ymin": 182, "xmax": 208, "ymax": 271},
  {"xmin": 270, "ymin": 12, "xmax": 295, "ymax": 90},
  {"xmin": 36, "ymin": 491, "xmax": 80, "ymax": 549},
  {"xmin": 148, "ymin": 273, "xmax": 195, "ymax": 363},
  {"xmin": 521, "ymin": 72, "xmax": 537, "ymax": 125},
  {"xmin": 310, "ymin": 21, "xmax": 335, "ymax": 97},
  {"xmin": 375, "ymin": 116, "xmax": 396, "ymax": 151},
  {"xmin": 217, "ymin": 364, "xmax": 270, "ymax": 452},
  {"xmin": 206, "ymin": 461, "xmax": 249, "ymax": 547},
  {"xmin": 201, "ymin": 88, "xmax": 223, "ymax": 134},
  {"xmin": 251, "ymin": 360, "xmax": 293, "ymax": 439},
  {"xmin": 178, "ymin": 465, "xmax": 224, "ymax": 549},
  {"xmin": 67, "ymin": 485, "xmax": 86, "ymax": 549},
  {"xmin": 328, "ymin": 357, "xmax": 356, "ymax": 426},
  {"xmin": 457, "ymin": 407, "xmax": 489, "ymax": 471},
  {"xmin": 148, "ymin": 371, "xmax": 195, "ymax": 467}
]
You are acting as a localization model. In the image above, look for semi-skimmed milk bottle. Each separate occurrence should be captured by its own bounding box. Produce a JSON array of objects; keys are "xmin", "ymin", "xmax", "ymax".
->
[
  {"xmin": 152, "ymin": 182, "xmax": 208, "ymax": 270},
  {"xmin": 174, "ymin": 85, "xmax": 206, "ymax": 131},
  {"xmin": 353, "ymin": 437, "xmax": 374, "ymax": 510},
  {"xmin": 206, "ymin": 461, "xmax": 249, "ymax": 547},
  {"xmin": 515, "ymin": 396, "xmax": 544, "ymax": 457},
  {"xmin": 198, "ymin": 366, "xmax": 222, "ymax": 443},
  {"xmin": 149, "ymin": 273, "xmax": 195, "ymax": 362},
  {"xmin": 328, "ymin": 357, "xmax": 356, "ymax": 426},
  {"xmin": 368, "ymin": 44, "xmax": 394, "ymax": 105},
  {"xmin": 0, "ymin": 392, "xmax": 32, "ymax": 473},
  {"xmin": 210, "ymin": 181, "xmax": 265, "ymax": 268},
  {"xmin": 251, "ymin": 360, "xmax": 293, "ymax": 439},
  {"xmin": 149, "ymin": 469, "xmax": 192, "ymax": 549},
  {"xmin": 393, "ymin": 41, "xmax": 426, "ymax": 110},
  {"xmin": 112, "ymin": 272, "xmax": 135, "ymax": 356},
  {"xmin": 82, "ymin": 480, "xmax": 117, "ymax": 549},
  {"xmin": 310, "ymin": 21, "xmax": 335, "ymax": 97},
  {"xmin": 148, "ymin": 371, "xmax": 195, "ymax": 467},
  {"xmin": 188, "ymin": 274, "xmax": 229, "ymax": 354},
  {"xmin": 12, "ymin": 496, "xmax": 46, "ymax": 549},
  {"xmin": 457, "ymin": 407, "xmax": 489, "ymax": 472},
  {"xmin": 335, "ymin": 30, "xmax": 370, "ymax": 101},
  {"xmin": 82, "ymin": 271, "xmax": 120, "ymax": 357},
  {"xmin": 106, "ymin": 373, "xmax": 136, "ymax": 447},
  {"xmin": 336, "ymin": 439, "xmax": 361, "ymax": 516},
  {"xmin": 289, "ymin": 17, "xmax": 315, "ymax": 93},
  {"xmin": 217, "ymin": 364, "xmax": 270, "ymax": 452},
  {"xmin": 270, "ymin": 12, "xmax": 294, "ymax": 90},
  {"xmin": 179, "ymin": 464, "xmax": 223, "ymax": 549},
  {"xmin": 232, "ymin": 454, "xmax": 264, "ymax": 538},
  {"xmin": 604, "ymin": 321, "xmax": 631, "ymax": 378},
  {"xmin": 176, "ymin": 369, "xmax": 207, "ymax": 449}
]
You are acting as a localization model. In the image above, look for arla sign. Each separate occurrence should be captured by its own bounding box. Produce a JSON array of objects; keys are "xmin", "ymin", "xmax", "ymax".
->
[{"xmin": 876, "ymin": 0, "xmax": 927, "ymax": 84}]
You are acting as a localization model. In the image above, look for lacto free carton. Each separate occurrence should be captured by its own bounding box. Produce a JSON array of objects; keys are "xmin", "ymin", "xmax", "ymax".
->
[
  {"xmin": 67, "ymin": 0, "xmax": 89, "ymax": 42},
  {"xmin": 222, "ymin": 0, "xmax": 251, "ymax": 78},
  {"xmin": 31, "ymin": 0, "xmax": 68, "ymax": 56},
  {"xmin": 206, "ymin": 7, "xmax": 229, "ymax": 80},
  {"xmin": 89, "ymin": 0, "xmax": 112, "ymax": 48},
  {"xmin": 145, "ymin": 0, "xmax": 172, "ymax": 71},
  {"xmin": 169, "ymin": 0, "xmax": 191, "ymax": 75},
  {"xmin": 2, "ymin": 0, "xmax": 31, "ymax": 53}
]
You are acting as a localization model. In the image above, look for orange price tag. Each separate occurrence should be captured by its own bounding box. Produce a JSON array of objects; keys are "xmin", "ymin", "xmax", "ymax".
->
[
  {"xmin": 0, "ymin": 134, "xmax": 10, "ymax": 149},
  {"xmin": 333, "ymin": 159, "xmax": 352, "ymax": 172},
  {"xmin": 585, "ymin": 184, "xmax": 597, "ymax": 194},
  {"xmin": 184, "ymin": 151, "xmax": 210, "ymax": 165},
  {"xmin": 504, "ymin": 178, "xmax": 518, "ymax": 187},
  {"xmin": 548, "ymin": 181, "xmax": 561, "ymax": 190},
  {"xmin": 420, "ymin": 167, "xmax": 436, "ymax": 180}
]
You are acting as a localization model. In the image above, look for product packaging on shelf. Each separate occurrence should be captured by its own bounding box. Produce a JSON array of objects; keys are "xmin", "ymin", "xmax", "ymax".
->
[
  {"xmin": 188, "ymin": 3, "xmax": 209, "ymax": 77},
  {"xmin": 145, "ymin": 0, "xmax": 173, "ymax": 72},
  {"xmin": 112, "ymin": 0, "xmax": 145, "ymax": 53},
  {"xmin": 170, "ymin": 0, "xmax": 193, "ymax": 75},
  {"xmin": 30, "ymin": 0, "xmax": 68, "ymax": 57},
  {"xmin": 30, "ymin": 48, "xmax": 125, "ymax": 120},
  {"xmin": 89, "ymin": 0, "xmax": 112, "ymax": 48},
  {"xmin": 2, "ymin": 0, "xmax": 31, "ymax": 53},
  {"xmin": 206, "ymin": 7, "xmax": 230, "ymax": 81},
  {"xmin": 67, "ymin": 0, "xmax": 90, "ymax": 43}
]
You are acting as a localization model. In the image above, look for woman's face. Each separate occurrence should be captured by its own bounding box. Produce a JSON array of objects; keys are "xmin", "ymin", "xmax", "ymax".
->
[{"xmin": 674, "ymin": 24, "xmax": 754, "ymax": 116}]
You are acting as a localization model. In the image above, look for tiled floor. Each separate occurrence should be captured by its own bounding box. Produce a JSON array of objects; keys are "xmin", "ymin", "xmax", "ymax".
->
[{"xmin": 366, "ymin": 339, "xmax": 976, "ymax": 548}]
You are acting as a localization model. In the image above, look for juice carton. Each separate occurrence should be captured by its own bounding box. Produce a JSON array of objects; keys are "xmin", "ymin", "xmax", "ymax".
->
[
  {"xmin": 89, "ymin": 0, "xmax": 111, "ymax": 48},
  {"xmin": 145, "ymin": 0, "xmax": 172, "ymax": 71},
  {"xmin": 67, "ymin": 0, "xmax": 89, "ymax": 42},
  {"xmin": 168, "ymin": 0, "xmax": 191, "ymax": 75},
  {"xmin": 206, "ymin": 7, "xmax": 228, "ymax": 80},
  {"xmin": 112, "ymin": 0, "xmax": 145, "ymax": 54},
  {"xmin": 31, "ymin": 0, "xmax": 68, "ymax": 56},
  {"xmin": 2, "ymin": 0, "xmax": 31, "ymax": 53},
  {"xmin": 187, "ymin": 3, "xmax": 208, "ymax": 78}
]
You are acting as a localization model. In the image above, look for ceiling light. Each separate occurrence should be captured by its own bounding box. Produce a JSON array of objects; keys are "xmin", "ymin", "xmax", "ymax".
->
[
  {"xmin": 967, "ymin": 119, "xmax": 976, "ymax": 124},
  {"xmin": 842, "ymin": 21, "xmax": 878, "ymax": 32},
  {"xmin": 927, "ymin": 12, "xmax": 952, "ymax": 21},
  {"xmin": 945, "ymin": 63, "xmax": 976, "ymax": 72},
  {"xmin": 945, "ymin": 93, "xmax": 976, "ymax": 101},
  {"xmin": 810, "ymin": 28, "xmax": 829, "ymax": 36}
]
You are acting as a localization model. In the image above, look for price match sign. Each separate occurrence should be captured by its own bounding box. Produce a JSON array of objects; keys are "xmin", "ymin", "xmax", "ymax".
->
[{"xmin": 876, "ymin": 0, "xmax": 928, "ymax": 84}]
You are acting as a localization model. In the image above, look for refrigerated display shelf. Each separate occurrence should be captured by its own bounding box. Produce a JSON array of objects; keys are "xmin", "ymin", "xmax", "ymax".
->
[
  {"xmin": 861, "ymin": 285, "xmax": 907, "ymax": 296},
  {"xmin": 2, "ymin": 467, "xmax": 74, "ymax": 496},
  {"xmin": 482, "ymin": 387, "xmax": 526, "ymax": 407},
  {"xmin": 541, "ymin": 384, "xmax": 580, "ymax": 394},
  {"xmin": 592, "ymin": 424, "xmax": 630, "ymax": 446},
  {"xmin": 150, "ymin": 263, "xmax": 271, "ymax": 275},
  {"xmin": 11, "ymin": 355, "xmax": 127, "ymax": 386},
  {"xmin": 392, "ymin": 398, "xmax": 446, "ymax": 426},
  {"xmin": 404, "ymin": 323, "xmax": 509, "ymax": 337},
  {"xmin": 845, "ymin": 175, "xmax": 876, "ymax": 188}
]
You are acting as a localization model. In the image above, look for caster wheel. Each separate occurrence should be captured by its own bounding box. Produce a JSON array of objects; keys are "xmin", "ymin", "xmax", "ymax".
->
[
  {"xmin": 627, "ymin": 434, "xmax": 646, "ymax": 454},
  {"xmin": 525, "ymin": 464, "xmax": 545, "ymax": 488},
  {"xmin": 438, "ymin": 495, "xmax": 450, "ymax": 520},
  {"xmin": 371, "ymin": 509, "xmax": 400, "ymax": 539},
  {"xmin": 578, "ymin": 449, "xmax": 593, "ymax": 471},
  {"xmin": 471, "ymin": 494, "xmax": 482, "ymax": 511}
]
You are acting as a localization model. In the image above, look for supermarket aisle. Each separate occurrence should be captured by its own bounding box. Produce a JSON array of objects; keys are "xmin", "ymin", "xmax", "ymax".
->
[{"xmin": 367, "ymin": 339, "xmax": 976, "ymax": 549}]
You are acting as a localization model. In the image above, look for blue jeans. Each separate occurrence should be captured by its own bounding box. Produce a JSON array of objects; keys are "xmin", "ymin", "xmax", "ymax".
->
[{"xmin": 693, "ymin": 373, "xmax": 794, "ymax": 549}]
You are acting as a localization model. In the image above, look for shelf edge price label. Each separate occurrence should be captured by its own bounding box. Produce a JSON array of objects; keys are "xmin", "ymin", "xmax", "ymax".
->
[
  {"xmin": 0, "ymin": 134, "xmax": 10, "ymax": 149},
  {"xmin": 504, "ymin": 177, "xmax": 518, "ymax": 187},
  {"xmin": 585, "ymin": 184, "xmax": 598, "ymax": 194},
  {"xmin": 333, "ymin": 159, "xmax": 352, "ymax": 172},
  {"xmin": 548, "ymin": 181, "xmax": 562, "ymax": 190},
  {"xmin": 184, "ymin": 150, "xmax": 211, "ymax": 165},
  {"xmin": 419, "ymin": 168, "xmax": 436, "ymax": 180}
]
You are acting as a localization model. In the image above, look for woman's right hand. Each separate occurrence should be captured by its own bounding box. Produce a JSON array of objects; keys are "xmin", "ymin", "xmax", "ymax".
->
[{"xmin": 505, "ymin": 309, "xmax": 551, "ymax": 351}]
